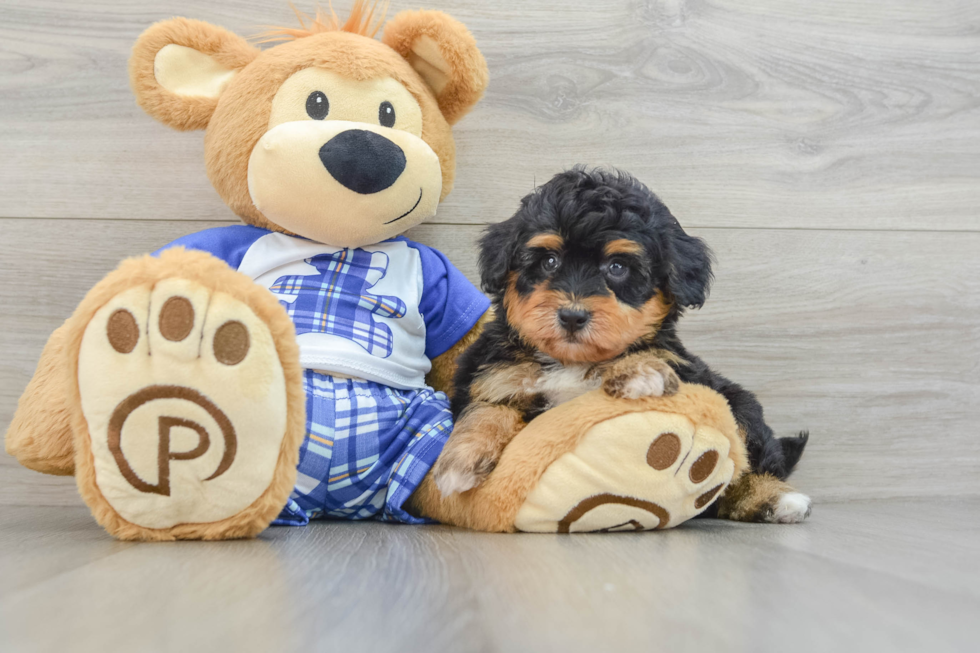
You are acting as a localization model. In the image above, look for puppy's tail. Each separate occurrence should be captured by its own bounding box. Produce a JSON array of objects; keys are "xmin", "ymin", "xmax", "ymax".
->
[
  {"xmin": 778, "ymin": 431, "xmax": 809, "ymax": 476},
  {"xmin": 756, "ymin": 430, "xmax": 809, "ymax": 480}
]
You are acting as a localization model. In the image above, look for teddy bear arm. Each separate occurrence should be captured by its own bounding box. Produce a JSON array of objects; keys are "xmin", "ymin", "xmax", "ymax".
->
[
  {"xmin": 5, "ymin": 320, "xmax": 79, "ymax": 475},
  {"xmin": 424, "ymin": 308, "xmax": 493, "ymax": 397}
]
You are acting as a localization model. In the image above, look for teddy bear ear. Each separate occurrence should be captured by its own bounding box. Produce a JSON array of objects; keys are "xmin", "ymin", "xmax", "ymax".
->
[
  {"xmin": 130, "ymin": 18, "xmax": 259, "ymax": 131},
  {"xmin": 382, "ymin": 10, "xmax": 489, "ymax": 125}
]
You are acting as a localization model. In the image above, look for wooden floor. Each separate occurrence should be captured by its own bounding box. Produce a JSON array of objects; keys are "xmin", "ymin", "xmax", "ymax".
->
[
  {"xmin": 1, "ymin": 1, "xmax": 979, "ymax": 651},
  {"xmin": 0, "ymin": 499, "xmax": 977, "ymax": 653}
]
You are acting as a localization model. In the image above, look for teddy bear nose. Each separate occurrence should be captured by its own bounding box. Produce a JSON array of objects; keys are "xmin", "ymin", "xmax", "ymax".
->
[{"xmin": 318, "ymin": 129, "xmax": 407, "ymax": 195}]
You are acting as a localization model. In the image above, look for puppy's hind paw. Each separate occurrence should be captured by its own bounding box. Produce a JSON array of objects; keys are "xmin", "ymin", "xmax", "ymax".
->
[{"xmin": 772, "ymin": 492, "xmax": 813, "ymax": 523}]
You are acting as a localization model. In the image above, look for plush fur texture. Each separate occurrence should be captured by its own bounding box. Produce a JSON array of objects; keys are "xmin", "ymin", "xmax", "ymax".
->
[
  {"xmin": 259, "ymin": 2, "xmax": 389, "ymax": 41},
  {"xmin": 130, "ymin": 4, "xmax": 488, "ymax": 231},
  {"xmin": 5, "ymin": 322, "xmax": 77, "ymax": 475},
  {"xmin": 67, "ymin": 249, "xmax": 307, "ymax": 541},
  {"xmin": 409, "ymin": 382, "xmax": 747, "ymax": 532},
  {"xmin": 6, "ymin": 248, "xmax": 305, "ymax": 540},
  {"xmin": 382, "ymin": 8, "xmax": 490, "ymax": 125},
  {"xmin": 9, "ymin": 4, "xmax": 491, "ymax": 540},
  {"xmin": 129, "ymin": 18, "xmax": 259, "ymax": 131},
  {"xmin": 435, "ymin": 167, "xmax": 808, "ymax": 522}
]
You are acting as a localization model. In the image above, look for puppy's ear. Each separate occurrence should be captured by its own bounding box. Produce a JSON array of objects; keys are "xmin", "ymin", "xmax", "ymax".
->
[
  {"xmin": 382, "ymin": 10, "xmax": 489, "ymax": 125},
  {"xmin": 130, "ymin": 18, "xmax": 259, "ymax": 131},
  {"xmin": 665, "ymin": 221, "xmax": 714, "ymax": 309},
  {"xmin": 479, "ymin": 219, "xmax": 519, "ymax": 297}
]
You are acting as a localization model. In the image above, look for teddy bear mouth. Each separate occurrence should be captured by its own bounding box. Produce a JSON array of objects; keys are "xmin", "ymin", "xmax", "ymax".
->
[{"xmin": 384, "ymin": 187, "xmax": 424, "ymax": 225}]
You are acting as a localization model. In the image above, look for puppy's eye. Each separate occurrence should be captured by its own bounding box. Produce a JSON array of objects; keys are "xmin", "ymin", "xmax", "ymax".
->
[
  {"xmin": 606, "ymin": 260, "xmax": 629, "ymax": 280},
  {"xmin": 379, "ymin": 101, "xmax": 396, "ymax": 127},
  {"xmin": 306, "ymin": 91, "xmax": 329, "ymax": 120},
  {"xmin": 542, "ymin": 254, "xmax": 561, "ymax": 273}
]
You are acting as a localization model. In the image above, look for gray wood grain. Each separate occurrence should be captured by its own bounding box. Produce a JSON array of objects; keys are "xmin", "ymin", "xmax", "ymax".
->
[
  {"xmin": 1, "ymin": 501, "xmax": 978, "ymax": 653},
  {"xmin": 2, "ymin": 219, "xmax": 979, "ymax": 505},
  {"xmin": 2, "ymin": 2, "xmax": 979, "ymax": 649},
  {"xmin": 1, "ymin": 0, "xmax": 978, "ymax": 229}
]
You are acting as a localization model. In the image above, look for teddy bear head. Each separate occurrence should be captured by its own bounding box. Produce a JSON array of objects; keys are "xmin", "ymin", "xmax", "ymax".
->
[{"xmin": 130, "ymin": 2, "xmax": 488, "ymax": 247}]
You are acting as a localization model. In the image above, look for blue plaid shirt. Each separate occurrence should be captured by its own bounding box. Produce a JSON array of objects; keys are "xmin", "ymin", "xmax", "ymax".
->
[
  {"xmin": 156, "ymin": 226, "xmax": 489, "ymax": 390},
  {"xmin": 154, "ymin": 226, "xmax": 489, "ymax": 524}
]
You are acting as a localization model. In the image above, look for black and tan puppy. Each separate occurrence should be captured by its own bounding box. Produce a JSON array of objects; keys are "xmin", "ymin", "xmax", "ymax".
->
[{"xmin": 431, "ymin": 167, "xmax": 812, "ymax": 523}]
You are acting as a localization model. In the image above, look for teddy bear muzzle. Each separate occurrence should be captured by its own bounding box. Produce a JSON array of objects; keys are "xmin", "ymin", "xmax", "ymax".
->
[{"xmin": 247, "ymin": 119, "xmax": 442, "ymax": 248}]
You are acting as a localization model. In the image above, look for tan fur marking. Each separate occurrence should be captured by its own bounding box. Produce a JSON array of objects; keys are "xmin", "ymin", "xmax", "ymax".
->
[
  {"xmin": 716, "ymin": 473, "xmax": 797, "ymax": 522},
  {"xmin": 603, "ymin": 239, "xmax": 643, "ymax": 256},
  {"xmin": 431, "ymin": 403, "xmax": 526, "ymax": 493},
  {"xmin": 504, "ymin": 279, "xmax": 672, "ymax": 364},
  {"xmin": 651, "ymin": 348, "xmax": 687, "ymax": 368},
  {"xmin": 526, "ymin": 233, "xmax": 564, "ymax": 250},
  {"xmin": 470, "ymin": 362, "xmax": 541, "ymax": 404},
  {"xmin": 599, "ymin": 350, "xmax": 680, "ymax": 398}
]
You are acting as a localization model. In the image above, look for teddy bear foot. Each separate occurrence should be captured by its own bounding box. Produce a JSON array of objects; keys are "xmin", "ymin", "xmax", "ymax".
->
[
  {"xmin": 71, "ymin": 250, "xmax": 305, "ymax": 540},
  {"xmin": 408, "ymin": 384, "xmax": 750, "ymax": 533},
  {"xmin": 514, "ymin": 410, "xmax": 736, "ymax": 532}
]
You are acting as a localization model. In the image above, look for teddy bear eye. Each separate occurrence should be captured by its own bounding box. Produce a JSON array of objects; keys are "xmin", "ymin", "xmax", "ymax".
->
[
  {"xmin": 379, "ymin": 101, "xmax": 396, "ymax": 128},
  {"xmin": 306, "ymin": 91, "xmax": 329, "ymax": 120}
]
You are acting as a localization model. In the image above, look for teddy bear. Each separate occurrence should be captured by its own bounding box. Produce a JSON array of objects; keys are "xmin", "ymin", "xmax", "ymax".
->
[{"xmin": 4, "ymin": 2, "xmax": 749, "ymax": 540}]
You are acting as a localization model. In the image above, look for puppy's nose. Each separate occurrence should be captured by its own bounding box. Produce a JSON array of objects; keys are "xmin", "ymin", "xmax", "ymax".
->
[
  {"xmin": 319, "ymin": 129, "xmax": 406, "ymax": 194},
  {"xmin": 557, "ymin": 307, "xmax": 591, "ymax": 334}
]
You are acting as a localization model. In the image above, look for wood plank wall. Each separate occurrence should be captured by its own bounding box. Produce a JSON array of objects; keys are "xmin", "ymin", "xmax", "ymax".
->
[{"xmin": 1, "ymin": 0, "xmax": 978, "ymax": 506}]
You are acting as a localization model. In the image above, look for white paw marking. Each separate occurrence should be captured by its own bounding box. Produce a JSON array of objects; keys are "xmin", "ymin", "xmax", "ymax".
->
[
  {"xmin": 619, "ymin": 366, "xmax": 666, "ymax": 399},
  {"xmin": 772, "ymin": 492, "xmax": 812, "ymax": 523},
  {"xmin": 435, "ymin": 468, "xmax": 480, "ymax": 497}
]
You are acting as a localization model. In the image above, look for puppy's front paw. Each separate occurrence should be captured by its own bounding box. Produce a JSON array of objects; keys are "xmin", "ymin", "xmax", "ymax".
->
[
  {"xmin": 603, "ymin": 362, "xmax": 680, "ymax": 399},
  {"xmin": 432, "ymin": 447, "xmax": 498, "ymax": 497}
]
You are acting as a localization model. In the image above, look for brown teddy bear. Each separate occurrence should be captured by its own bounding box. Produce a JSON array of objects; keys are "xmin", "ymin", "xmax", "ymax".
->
[{"xmin": 5, "ymin": 2, "xmax": 749, "ymax": 540}]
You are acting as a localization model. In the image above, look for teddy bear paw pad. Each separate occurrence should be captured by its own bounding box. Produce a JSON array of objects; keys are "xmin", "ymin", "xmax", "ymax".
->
[
  {"xmin": 514, "ymin": 411, "xmax": 736, "ymax": 532},
  {"xmin": 77, "ymin": 279, "xmax": 289, "ymax": 529}
]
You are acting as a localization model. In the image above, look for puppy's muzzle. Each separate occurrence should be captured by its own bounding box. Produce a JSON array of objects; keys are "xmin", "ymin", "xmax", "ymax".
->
[
  {"xmin": 557, "ymin": 306, "xmax": 591, "ymax": 335},
  {"xmin": 318, "ymin": 129, "xmax": 407, "ymax": 194}
]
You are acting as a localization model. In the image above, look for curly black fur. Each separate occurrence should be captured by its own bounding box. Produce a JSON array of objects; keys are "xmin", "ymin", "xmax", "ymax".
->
[{"xmin": 453, "ymin": 166, "xmax": 808, "ymax": 481}]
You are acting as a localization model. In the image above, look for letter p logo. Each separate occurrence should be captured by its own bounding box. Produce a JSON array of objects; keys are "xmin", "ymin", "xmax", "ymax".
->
[{"xmin": 107, "ymin": 385, "xmax": 237, "ymax": 496}]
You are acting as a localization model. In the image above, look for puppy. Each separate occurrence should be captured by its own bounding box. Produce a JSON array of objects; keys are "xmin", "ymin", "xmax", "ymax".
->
[{"xmin": 432, "ymin": 167, "xmax": 812, "ymax": 523}]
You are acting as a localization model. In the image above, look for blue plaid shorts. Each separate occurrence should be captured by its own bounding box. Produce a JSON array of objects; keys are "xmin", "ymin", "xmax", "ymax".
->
[{"xmin": 273, "ymin": 370, "xmax": 453, "ymax": 526}]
